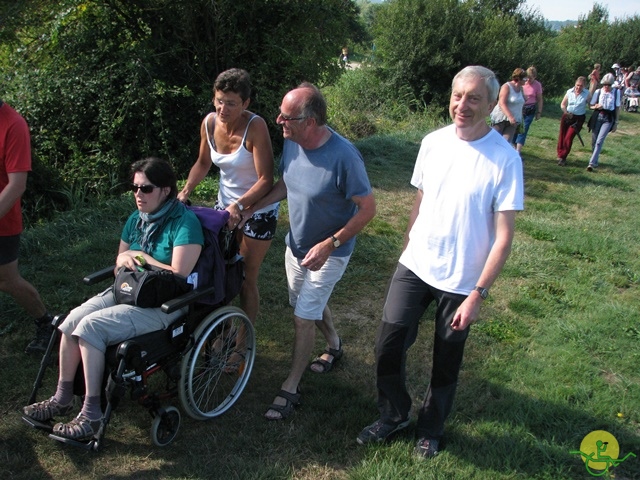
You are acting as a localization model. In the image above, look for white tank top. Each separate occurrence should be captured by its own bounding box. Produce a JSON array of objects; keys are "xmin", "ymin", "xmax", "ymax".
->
[{"xmin": 205, "ymin": 112, "xmax": 277, "ymax": 214}]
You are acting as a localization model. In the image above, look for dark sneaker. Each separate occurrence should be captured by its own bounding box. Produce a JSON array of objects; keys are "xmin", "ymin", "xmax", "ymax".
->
[
  {"xmin": 357, "ymin": 418, "xmax": 410, "ymax": 445},
  {"xmin": 414, "ymin": 437, "xmax": 439, "ymax": 459},
  {"xmin": 557, "ymin": 158, "xmax": 567, "ymax": 166},
  {"xmin": 25, "ymin": 315, "xmax": 55, "ymax": 354},
  {"xmin": 586, "ymin": 165, "xmax": 593, "ymax": 172}
]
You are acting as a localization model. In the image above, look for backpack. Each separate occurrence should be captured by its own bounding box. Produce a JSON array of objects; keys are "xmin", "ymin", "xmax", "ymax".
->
[{"xmin": 187, "ymin": 206, "xmax": 229, "ymax": 306}]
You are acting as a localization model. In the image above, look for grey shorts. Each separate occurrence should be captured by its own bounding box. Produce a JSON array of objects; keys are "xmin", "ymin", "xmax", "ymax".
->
[
  {"xmin": 284, "ymin": 246, "xmax": 351, "ymax": 320},
  {"xmin": 58, "ymin": 287, "xmax": 187, "ymax": 353}
]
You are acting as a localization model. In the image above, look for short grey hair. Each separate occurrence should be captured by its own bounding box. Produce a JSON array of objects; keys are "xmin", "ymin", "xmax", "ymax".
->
[{"xmin": 452, "ymin": 66, "xmax": 500, "ymax": 102}]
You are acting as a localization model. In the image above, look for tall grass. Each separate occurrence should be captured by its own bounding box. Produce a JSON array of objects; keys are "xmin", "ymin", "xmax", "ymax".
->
[{"xmin": 0, "ymin": 100, "xmax": 639, "ymax": 479}]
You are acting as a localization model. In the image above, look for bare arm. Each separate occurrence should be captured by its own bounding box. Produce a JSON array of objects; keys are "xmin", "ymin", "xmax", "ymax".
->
[
  {"xmin": 498, "ymin": 83, "xmax": 516, "ymax": 125},
  {"xmin": 301, "ymin": 192, "xmax": 376, "ymax": 270},
  {"xmin": 0, "ymin": 171, "xmax": 27, "ymax": 220},
  {"xmin": 178, "ymin": 118, "xmax": 213, "ymax": 203},
  {"xmin": 536, "ymin": 89, "xmax": 544, "ymax": 119},
  {"xmin": 451, "ymin": 210, "xmax": 517, "ymax": 331},
  {"xmin": 243, "ymin": 177, "xmax": 288, "ymax": 218},
  {"xmin": 403, "ymin": 189, "xmax": 423, "ymax": 250},
  {"xmin": 116, "ymin": 241, "xmax": 202, "ymax": 277}
]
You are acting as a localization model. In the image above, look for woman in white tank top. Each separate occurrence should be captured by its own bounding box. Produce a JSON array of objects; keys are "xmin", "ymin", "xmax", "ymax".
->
[{"xmin": 178, "ymin": 69, "xmax": 278, "ymax": 369}]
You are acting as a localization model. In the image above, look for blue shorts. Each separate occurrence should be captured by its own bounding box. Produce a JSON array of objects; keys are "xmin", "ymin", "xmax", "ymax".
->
[{"xmin": 284, "ymin": 246, "xmax": 351, "ymax": 320}]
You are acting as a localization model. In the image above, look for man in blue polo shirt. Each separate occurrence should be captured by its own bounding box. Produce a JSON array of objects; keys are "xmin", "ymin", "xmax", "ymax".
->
[{"xmin": 247, "ymin": 82, "xmax": 376, "ymax": 421}]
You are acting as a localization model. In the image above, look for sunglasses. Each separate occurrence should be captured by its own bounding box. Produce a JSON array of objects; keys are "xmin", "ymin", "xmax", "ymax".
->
[
  {"xmin": 131, "ymin": 183, "xmax": 158, "ymax": 194},
  {"xmin": 278, "ymin": 112, "xmax": 307, "ymax": 122}
]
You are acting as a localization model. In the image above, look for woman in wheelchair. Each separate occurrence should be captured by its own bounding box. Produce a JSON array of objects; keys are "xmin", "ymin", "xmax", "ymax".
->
[{"xmin": 22, "ymin": 157, "xmax": 204, "ymax": 441}]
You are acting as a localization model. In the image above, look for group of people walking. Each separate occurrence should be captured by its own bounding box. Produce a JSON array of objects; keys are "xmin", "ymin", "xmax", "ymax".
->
[
  {"xmin": 486, "ymin": 62, "xmax": 623, "ymax": 172},
  {"xmin": 556, "ymin": 69, "xmax": 621, "ymax": 171},
  {"xmin": 490, "ymin": 66, "xmax": 544, "ymax": 154},
  {"xmin": 7, "ymin": 65, "xmax": 525, "ymax": 459}
]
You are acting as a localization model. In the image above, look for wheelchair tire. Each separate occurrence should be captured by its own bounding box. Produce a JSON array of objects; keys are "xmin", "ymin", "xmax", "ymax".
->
[
  {"xmin": 151, "ymin": 406, "xmax": 181, "ymax": 447},
  {"xmin": 178, "ymin": 306, "xmax": 256, "ymax": 420}
]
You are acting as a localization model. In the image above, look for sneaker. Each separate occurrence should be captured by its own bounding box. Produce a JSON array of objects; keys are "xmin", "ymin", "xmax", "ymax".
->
[
  {"xmin": 357, "ymin": 418, "xmax": 410, "ymax": 445},
  {"xmin": 23, "ymin": 397, "xmax": 74, "ymax": 422},
  {"xmin": 557, "ymin": 158, "xmax": 567, "ymax": 166},
  {"xmin": 25, "ymin": 315, "xmax": 55, "ymax": 355},
  {"xmin": 414, "ymin": 437, "xmax": 440, "ymax": 459},
  {"xmin": 586, "ymin": 165, "xmax": 593, "ymax": 172}
]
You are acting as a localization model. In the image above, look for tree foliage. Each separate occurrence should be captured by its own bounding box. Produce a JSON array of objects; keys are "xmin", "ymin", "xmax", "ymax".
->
[{"xmin": 2, "ymin": 0, "xmax": 364, "ymax": 200}]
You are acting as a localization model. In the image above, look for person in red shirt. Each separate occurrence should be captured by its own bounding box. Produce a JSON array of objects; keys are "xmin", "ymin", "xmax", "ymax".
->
[{"xmin": 0, "ymin": 99, "xmax": 53, "ymax": 354}]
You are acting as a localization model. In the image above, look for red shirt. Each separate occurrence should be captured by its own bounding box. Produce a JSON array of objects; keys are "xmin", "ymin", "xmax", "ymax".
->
[{"xmin": 0, "ymin": 102, "xmax": 32, "ymax": 235}]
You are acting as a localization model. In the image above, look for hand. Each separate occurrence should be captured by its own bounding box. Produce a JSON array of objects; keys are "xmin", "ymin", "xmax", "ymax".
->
[
  {"xmin": 177, "ymin": 191, "xmax": 189, "ymax": 204},
  {"xmin": 225, "ymin": 204, "xmax": 244, "ymax": 230},
  {"xmin": 116, "ymin": 251, "xmax": 145, "ymax": 271},
  {"xmin": 450, "ymin": 294, "xmax": 483, "ymax": 331},
  {"xmin": 300, "ymin": 240, "xmax": 332, "ymax": 271}
]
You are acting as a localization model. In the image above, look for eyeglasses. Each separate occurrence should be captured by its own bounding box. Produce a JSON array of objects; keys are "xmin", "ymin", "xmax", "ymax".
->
[
  {"xmin": 131, "ymin": 184, "xmax": 158, "ymax": 194},
  {"xmin": 278, "ymin": 112, "xmax": 307, "ymax": 122}
]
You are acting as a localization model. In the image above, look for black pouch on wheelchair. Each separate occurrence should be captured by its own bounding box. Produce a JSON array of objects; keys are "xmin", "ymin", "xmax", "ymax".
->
[{"xmin": 113, "ymin": 265, "xmax": 193, "ymax": 308}]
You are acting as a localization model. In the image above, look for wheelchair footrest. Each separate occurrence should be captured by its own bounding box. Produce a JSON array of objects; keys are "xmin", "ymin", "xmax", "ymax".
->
[
  {"xmin": 49, "ymin": 433, "xmax": 98, "ymax": 451},
  {"xmin": 21, "ymin": 415, "xmax": 53, "ymax": 433}
]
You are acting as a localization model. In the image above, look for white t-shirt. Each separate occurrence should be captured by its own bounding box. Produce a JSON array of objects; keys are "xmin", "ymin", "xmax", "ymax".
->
[{"xmin": 399, "ymin": 125, "xmax": 524, "ymax": 295}]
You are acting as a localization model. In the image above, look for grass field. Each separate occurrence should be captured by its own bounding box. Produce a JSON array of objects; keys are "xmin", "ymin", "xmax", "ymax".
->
[{"xmin": 1, "ymin": 99, "xmax": 639, "ymax": 479}]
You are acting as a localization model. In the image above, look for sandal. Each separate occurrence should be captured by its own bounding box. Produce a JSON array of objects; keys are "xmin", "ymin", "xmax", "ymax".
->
[
  {"xmin": 309, "ymin": 338, "xmax": 343, "ymax": 373},
  {"xmin": 222, "ymin": 350, "xmax": 246, "ymax": 374},
  {"xmin": 52, "ymin": 414, "xmax": 102, "ymax": 441},
  {"xmin": 264, "ymin": 389, "xmax": 301, "ymax": 421},
  {"xmin": 23, "ymin": 397, "xmax": 74, "ymax": 422}
]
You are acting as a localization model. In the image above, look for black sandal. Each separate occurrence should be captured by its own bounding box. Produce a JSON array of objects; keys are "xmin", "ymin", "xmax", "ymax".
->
[
  {"xmin": 264, "ymin": 389, "xmax": 301, "ymax": 421},
  {"xmin": 309, "ymin": 338, "xmax": 343, "ymax": 374}
]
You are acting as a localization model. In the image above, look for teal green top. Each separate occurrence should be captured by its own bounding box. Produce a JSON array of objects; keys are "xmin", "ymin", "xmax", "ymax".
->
[{"xmin": 121, "ymin": 207, "xmax": 204, "ymax": 265}]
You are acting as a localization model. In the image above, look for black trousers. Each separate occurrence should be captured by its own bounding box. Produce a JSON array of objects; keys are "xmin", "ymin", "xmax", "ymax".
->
[{"xmin": 375, "ymin": 263, "xmax": 469, "ymax": 440}]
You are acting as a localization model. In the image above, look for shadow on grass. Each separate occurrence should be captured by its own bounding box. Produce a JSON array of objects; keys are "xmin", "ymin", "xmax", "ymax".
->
[{"xmin": 446, "ymin": 378, "xmax": 640, "ymax": 478}]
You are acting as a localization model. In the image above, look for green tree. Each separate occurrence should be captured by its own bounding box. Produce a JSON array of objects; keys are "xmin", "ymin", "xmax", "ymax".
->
[{"xmin": 2, "ymin": 0, "xmax": 364, "ymax": 207}]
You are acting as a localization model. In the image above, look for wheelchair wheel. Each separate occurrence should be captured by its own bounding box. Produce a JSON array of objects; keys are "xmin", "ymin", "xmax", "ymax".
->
[
  {"xmin": 179, "ymin": 306, "xmax": 255, "ymax": 420},
  {"xmin": 151, "ymin": 406, "xmax": 181, "ymax": 447}
]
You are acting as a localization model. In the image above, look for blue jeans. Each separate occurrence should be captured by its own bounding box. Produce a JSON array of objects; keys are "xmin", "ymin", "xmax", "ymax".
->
[
  {"xmin": 589, "ymin": 115, "xmax": 613, "ymax": 168},
  {"xmin": 515, "ymin": 108, "xmax": 536, "ymax": 146}
]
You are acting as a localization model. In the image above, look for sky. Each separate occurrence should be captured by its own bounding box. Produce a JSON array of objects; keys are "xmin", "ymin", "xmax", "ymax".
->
[{"xmin": 525, "ymin": 0, "xmax": 639, "ymax": 21}]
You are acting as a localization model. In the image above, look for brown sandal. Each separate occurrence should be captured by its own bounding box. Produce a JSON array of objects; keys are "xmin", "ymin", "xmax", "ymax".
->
[
  {"xmin": 23, "ymin": 397, "xmax": 74, "ymax": 422},
  {"xmin": 52, "ymin": 414, "xmax": 102, "ymax": 441}
]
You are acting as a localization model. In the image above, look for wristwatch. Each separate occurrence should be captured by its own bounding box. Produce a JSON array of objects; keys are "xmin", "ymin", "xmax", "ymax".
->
[
  {"xmin": 331, "ymin": 235, "xmax": 341, "ymax": 248},
  {"xmin": 234, "ymin": 201, "xmax": 245, "ymax": 212},
  {"xmin": 474, "ymin": 286, "xmax": 489, "ymax": 300}
]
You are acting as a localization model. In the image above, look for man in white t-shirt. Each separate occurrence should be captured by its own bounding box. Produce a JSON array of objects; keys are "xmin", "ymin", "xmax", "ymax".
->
[{"xmin": 357, "ymin": 66, "xmax": 524, "ymax": 459}]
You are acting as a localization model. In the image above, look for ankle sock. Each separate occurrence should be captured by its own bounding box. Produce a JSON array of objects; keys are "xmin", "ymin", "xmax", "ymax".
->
[
  {"xmin": 53, "ymin": 380, "xmax": 74, "ymax": 406},
  {"xmin": 80, "ymin": 396, "xmax": 103, "ymax": 421}
]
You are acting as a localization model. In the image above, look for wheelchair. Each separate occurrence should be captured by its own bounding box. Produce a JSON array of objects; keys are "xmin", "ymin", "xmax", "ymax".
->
[
  {"xmin": 22, "ymin": 210, "xmax": 256, "ymax": 451},
  {"xmin": 623, "ymin": 87, "xmax": 639, "ymax": 112}
]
